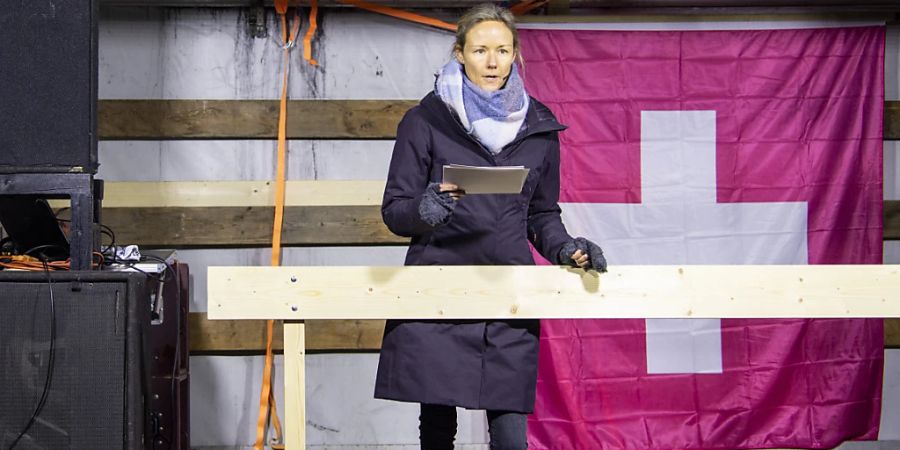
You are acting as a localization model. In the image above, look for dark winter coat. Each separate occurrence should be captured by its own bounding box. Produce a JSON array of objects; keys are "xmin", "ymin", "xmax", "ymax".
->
[{"xmin": 374, "ymin": 91, "xmax": 570, "ymax": 413}]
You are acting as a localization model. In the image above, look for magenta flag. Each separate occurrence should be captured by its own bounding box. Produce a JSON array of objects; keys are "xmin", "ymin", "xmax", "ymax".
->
[{"xmin": 521, "ymin": 26, "xmax": 885, "ymax": 449}]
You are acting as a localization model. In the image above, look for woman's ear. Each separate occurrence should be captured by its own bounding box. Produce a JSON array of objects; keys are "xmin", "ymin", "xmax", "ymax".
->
[{"xmin": 454, "ymin": 47, "xmax": 465, "ymax": 64}]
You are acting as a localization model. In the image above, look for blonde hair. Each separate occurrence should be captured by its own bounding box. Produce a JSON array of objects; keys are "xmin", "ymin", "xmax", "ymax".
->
[{"xmin": 453, "ymin": 3, "xmax": 525, "ymax": 67}]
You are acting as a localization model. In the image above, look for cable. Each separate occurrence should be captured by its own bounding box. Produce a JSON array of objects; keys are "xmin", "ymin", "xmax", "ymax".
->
[
  {"xmin": 140, "ymin": 254, "xmax": 182, "ymax": 425},
  {"xmin": 0, "ymin": 252, "xmax": 103, "ymax": 272},
  {"xmin": 53, "ymin": 218, "xmax": 117, "ymax": 261},
  {"xmin": 5, "ymin": 259, "xmax": 57, "ymax": 450},
  {"xmin": 23, "ymin": 245, "xmax": 68, "ymax": 260}
]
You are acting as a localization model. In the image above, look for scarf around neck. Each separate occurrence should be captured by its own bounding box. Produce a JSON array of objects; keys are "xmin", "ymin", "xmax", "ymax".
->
[{"xmin": 435, "ymin": 60, "xmax": 529, "ymax": 154}]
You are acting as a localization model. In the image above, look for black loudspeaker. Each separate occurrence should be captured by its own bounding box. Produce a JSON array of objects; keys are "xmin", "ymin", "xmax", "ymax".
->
[
  {"xmin": 0, "ymin": 0, "xmax": 98, "ymax": 174},
  {"xmin": 0, "ymin": 272, "xmax": 150, "ymax": 449}
]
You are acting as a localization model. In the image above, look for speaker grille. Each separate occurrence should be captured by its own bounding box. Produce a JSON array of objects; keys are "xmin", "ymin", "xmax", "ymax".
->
[
  {"xmin": 0, "ymin": 274, "xmax": 147, "ymax": 449},
  {"xmin": 0, "ymin": 0, "xmax": 98, "ymax": 173}
]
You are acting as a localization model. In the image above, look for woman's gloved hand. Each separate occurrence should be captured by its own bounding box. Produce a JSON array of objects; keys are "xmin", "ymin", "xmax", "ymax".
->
[
  {"xmin": 418, "ymin": 182, "xmax": 464, "ymax": 227},
  {"xmin": 558, "ymin": 237, "xmax": 608, "ymax": 273}
]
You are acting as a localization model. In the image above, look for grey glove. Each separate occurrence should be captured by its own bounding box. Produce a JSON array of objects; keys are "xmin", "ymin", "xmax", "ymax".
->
[
  {"xmin": 418, "ymin": 182, "xmax": 457, "ymax": 227},
  {"xmin": 558, "ymin": 237, "xmax": 608, "ymax": 273}
]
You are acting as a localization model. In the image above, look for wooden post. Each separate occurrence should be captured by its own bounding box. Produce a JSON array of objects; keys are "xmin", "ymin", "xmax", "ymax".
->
[{"xmin": 283, "ymin": 321, "xmax": 306, "ymax": 449}]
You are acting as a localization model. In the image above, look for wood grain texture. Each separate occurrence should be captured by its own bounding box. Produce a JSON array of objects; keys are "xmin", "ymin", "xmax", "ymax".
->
[
  {"xmin": 886, "ymin": 318, "xmax": 900, "ymax": 348},
  {"xmin": 283, "ymin": 321, "xmax": 306, "ymax": 450},
  {"xmin": 208, "ymin": 265, "xmax": 900, "ymax": 320},
  {"xmin": 65, "ymin": 181, "xmax": 896, "ymax": 246},
  {"xmin": 188, "ymin": 313, "xmax": 900, "ymax": 352},
  {"xmin": 188, "ymin": 313, "xmax": 384, "ymax": 352},
  {"xmin": 97, "ymin": 100, "xmax": 900, "ymax": 140},
  {"xmin": 888, "ymin": 101, "xmax": 900, "ymax": 141},
  {"xmin": 97, "ymin": 100, "xmax": 417, "ymax": 140},
  {"xmin": 102, "ymin": 205, "xmax": 405, "ymax": 247},
  {"xmin": 886, "ymin": 200, "xmax": 900, "ymax": 240}
]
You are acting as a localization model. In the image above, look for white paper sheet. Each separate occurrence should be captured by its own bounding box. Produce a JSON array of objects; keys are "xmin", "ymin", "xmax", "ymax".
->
[{"xmin": 442, "ymin": 164, "xmax": 529, "ymax": 194}]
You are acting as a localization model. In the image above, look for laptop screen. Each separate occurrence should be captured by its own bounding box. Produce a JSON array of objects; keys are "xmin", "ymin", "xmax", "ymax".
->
[{"xmin": 0, "ymin": 196, "xmax": 70, "ymax": 260}]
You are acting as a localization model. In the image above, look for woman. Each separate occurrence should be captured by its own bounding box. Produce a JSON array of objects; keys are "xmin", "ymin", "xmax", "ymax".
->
[{"xmin": 374, "ymin": 4, "xmax": 607, "ymax": 449}]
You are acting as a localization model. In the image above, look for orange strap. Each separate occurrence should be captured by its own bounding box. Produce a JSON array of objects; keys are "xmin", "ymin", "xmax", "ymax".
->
[
  {"xmin": 510, "ymin": 0, "xmax": 550, "ymax": 15},
  {"xmin": 303, "ymin": 0, "xmax": 319, "ymax": 66},
  {"xmin": 254, "ymin": 2, "xmax": 298, "ymax": 449},
  {"xmin": 337, "ymin": 0, "xmax": 457, "ymax": 31},
  {"xmin": 253, "ymin": 320, "xmax": 280, "ymax": 449}
]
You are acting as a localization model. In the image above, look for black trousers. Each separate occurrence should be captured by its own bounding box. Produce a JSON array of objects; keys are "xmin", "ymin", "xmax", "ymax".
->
[{"xmin": 419, "ymin": 403, "xmax": 528, "ymax": 450}]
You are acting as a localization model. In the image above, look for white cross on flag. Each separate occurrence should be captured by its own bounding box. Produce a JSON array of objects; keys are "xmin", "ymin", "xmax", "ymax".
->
[{"xmin": 521, "ymin": 26, "xmax": 885, "ymax": 449}]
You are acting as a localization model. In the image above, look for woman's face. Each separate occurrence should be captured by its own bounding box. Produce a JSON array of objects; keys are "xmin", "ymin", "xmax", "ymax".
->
[{"xmin": 455, "ymin": 20, "xmax": 516, "ymax": 92}]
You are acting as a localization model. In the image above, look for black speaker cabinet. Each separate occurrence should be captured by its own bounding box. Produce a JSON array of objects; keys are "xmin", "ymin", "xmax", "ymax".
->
[
  {"xmin": 0, "ymin": 0, "xmax": 99, "ymax": 174},
  {"xmin": 0, "ymin": 271, "xmax": 150, "ymax": 449}
]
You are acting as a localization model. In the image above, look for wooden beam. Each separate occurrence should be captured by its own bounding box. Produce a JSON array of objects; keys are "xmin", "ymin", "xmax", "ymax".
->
[
  {"xmin": 886, "ymin": 319, "xmax": 900, "ymax": 348},
  {"xmin": 547, "ymin": 0, "xmax": 570, "ymax": 15},
  {"xmin": 50, "ymin": 181, "xmax": 893, "ymax": 246},
  {"xmin": 887, "ymin": 101, "xmax": 900, "ymax": 141},
  {"xmin": 97, "ymin": 100, "xmax": 417, "ymax": 140},
  {"xmin": 73, "ymin": 180, "xmax": 399, "ymax": 247},
  {"xmin": 103, "ymin": 205, "xmax": 402, "ymax": 247},
  {"xmin": 99, "ymin": 180, "xmax": 383, "ymax": 208},
  {"xmin": 98, "ymin": 99, "xmax": 899, "ymax": 140},
  {"xmin": 189, "ymin": 312, "xmax": 900, "ymax": 353},
  {"xmin": 208, "ymin": 265, "xmax": 900, "ymax": 320},
  {"xmin": 887, "ymin": 200, "xmax": 900, "ymax": 241},
  {"xmin": 188, "ymin": 313, "xmax": 384, "ymax": 352}
]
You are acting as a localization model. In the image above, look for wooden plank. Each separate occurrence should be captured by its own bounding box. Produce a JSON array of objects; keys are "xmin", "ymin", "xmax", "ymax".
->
[
  {"xmin": 97, "ymin": 100, "xmax": 416, "ymax": 140},
  {"xmin": 283, "ymin": 321, "xmax": 306, "ymax": 450},
  {"xmin": 886, "ymin": 318, "xmax": 900, "ymax": 348},
  {"xmin": 99, "ymin": 180, "xmax": 384, "ymax": 208},
  {"xmin": 56, "ymin": 181, "xmax": 894, "ymax": 246},
  {"xmin": 887, "ymin": 200, "xmax": 900, "ymax": 240},
  {"xmin": 102, "ymin": 205, "xmax": 403, "ymax": 246},
  {"xmin": 84, "ymin": 180, "xmax": 397, "ymax": 246},
  {"xmin": 188, "ymin": 313, "xmax": 384, "ymax": 352},
  {"xmin": 208, "ymin": 265, "xmax": 900, "ymax": 320},
  {"xmin": 547, "ymin": 0, "xmax": 570, "ymax": 15},
  {"xmin": 190, "ymin": 313, "xmax": 900, "ymax": 352},
  {"xmin": 98, "ymin": 99, "xmax": 897, "ymax": 140},
  {"xmin": 887, "ymin": 101, "xmax": 900, "ymax": 141}
]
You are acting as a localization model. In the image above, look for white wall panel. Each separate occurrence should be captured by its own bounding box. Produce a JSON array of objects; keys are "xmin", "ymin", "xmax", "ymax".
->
[
  {"xmin": 100, "ymin": 8, "xmax": 452, "ymax": 101},
  {"xmin": 191, "ymin": 355, "xmax": 489, "ymax": 448},
  {"xmin": 98, "ymin": 140, "xmax": 394, "ymax": 181}
]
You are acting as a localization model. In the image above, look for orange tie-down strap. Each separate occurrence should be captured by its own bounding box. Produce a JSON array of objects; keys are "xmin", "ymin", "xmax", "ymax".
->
[
  {"xmin": 338, "ymin": 0, "xmax": 457, "ymax": 31},
  {"xmin": 254, "ymin": 0, "xmax": 300, "ymax": 448},
  {"xmin": 510, "ymin": 0, "xmax": 549, "ymax": 15},
  {"xmin": 304, "ymin": 0, "xmax": 319, "ymax": 66}
]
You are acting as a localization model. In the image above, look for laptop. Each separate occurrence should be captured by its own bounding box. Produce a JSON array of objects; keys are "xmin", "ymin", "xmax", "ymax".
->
[{"xmin": 0, "ymin": 196, "xmax": 70, "ymax": 260}]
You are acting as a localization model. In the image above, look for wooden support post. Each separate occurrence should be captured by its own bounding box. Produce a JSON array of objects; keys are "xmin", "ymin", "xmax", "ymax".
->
[{"xmin": 283, "ymin": 321, "xmax": 306, "ymax": 450}]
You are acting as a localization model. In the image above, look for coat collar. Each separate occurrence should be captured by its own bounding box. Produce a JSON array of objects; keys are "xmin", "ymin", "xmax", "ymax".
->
[{"xmin": 420, "ymin": 91, "xmax": 567, "ymax": 142}]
